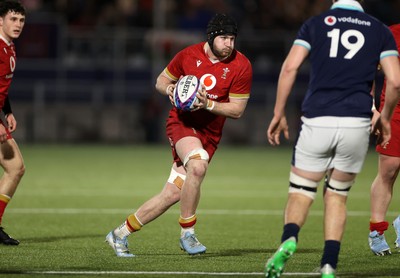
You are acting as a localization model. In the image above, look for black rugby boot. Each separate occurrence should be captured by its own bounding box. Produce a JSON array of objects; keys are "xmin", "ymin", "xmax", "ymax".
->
[{"xmin": 0, "ymin": 227, "xmax": 19, "ymax": 245}]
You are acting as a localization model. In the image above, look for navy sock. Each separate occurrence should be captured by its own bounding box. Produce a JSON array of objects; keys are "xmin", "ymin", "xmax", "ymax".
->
[
  {"xmin": 321, "ymin": 240, "xmax": 341, "ymax": 269},
  {"xmin": 281, "ymin": 223, "xmax": 300, "ymax": 243}
]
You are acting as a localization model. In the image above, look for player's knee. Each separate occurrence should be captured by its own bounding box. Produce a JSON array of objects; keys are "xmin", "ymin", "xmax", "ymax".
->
[
  {"xmin": 289, "ymin": 172, "xmax": 318, "ymax": 200},
  {"xmin": 183, "ymin": 148, "xmax": 209, "ymax": 178},
  {"xmin": 187, "ymin": 159, "xmax": 208, "ymax": 179},
  {"xmin": 380, "ymin": 164, "xmax": 399, "ymax": 184},
  {"xmin": 183, "ymin": 148, "xmax": 209, "ymax": 166},
  {"xmin": 167, "ymin": 167, "xmax": 186, "ymax": 190},
  {"xmin": 325, "ymin": 178, "xmax": 354, "ymax": 196}
]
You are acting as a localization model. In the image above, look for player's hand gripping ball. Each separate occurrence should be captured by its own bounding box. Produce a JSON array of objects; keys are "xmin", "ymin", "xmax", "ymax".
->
[{"xmin": 173, "ymin": 75, "xmax": 200, "ymax": 111}]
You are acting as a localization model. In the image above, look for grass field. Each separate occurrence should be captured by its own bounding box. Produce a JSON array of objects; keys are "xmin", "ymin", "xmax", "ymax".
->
[{"xmin": 0, "ymin": 144, "xmax": 399, "ymax": 277}]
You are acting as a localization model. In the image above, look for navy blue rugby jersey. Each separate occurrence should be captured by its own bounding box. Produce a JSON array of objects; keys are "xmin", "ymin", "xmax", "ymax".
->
[{"xmin": 294, "ymin": 0, "xmax": 398, "ymax": 118}]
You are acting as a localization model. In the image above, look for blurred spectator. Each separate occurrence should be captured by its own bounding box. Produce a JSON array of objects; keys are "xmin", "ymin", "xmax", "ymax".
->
[
  {"xmin": 96, "ymin": 0, "xmax": 153, "ymax": 28},
  {"xmin": 174, "ymin": 0, "xmax": 214, "ymax": 31},
  {"xmin": 65, "ymin": 0, "xmax": 99, "ymax": 28},
  {"xmin": 139, "ymin": 93, "xmax": 163, "ymax": 143},
  {"xmin": 20, "ymin": 0, "xmax": 42, "ymax": 11},
  {"xmin": 17, "ymin": 0, "xmax": 396, "ymax": 31},
  {"xmin": 370, "ymin": 0, "xmax": 399, "ymax": 26}
]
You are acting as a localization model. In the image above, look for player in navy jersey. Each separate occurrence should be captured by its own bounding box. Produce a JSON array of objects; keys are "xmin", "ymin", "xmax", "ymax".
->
[
  {"xmin": 0, "ymin": 1, "xmax": 26, "ymax": 246},
  {"xmin": 264, "ymin": 1, "xmax": 400, "ymax": 277},
  {"xmin": 106, "ymin": 14, "xmax": 252, "ymax": 257}
]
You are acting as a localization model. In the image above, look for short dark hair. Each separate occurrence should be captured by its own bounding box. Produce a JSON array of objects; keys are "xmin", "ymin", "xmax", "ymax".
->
[{"xmin": 0, "ymin": 0, "xmax": 25, "ymax": 17}]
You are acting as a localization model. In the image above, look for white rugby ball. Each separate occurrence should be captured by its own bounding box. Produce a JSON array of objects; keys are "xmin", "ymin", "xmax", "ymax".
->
[{"xmin": 173, "ymin": 75, "xmax": 200, "ymax": 111}]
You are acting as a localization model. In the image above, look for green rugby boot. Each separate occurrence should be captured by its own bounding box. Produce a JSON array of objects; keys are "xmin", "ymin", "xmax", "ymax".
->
[{"xmin": 264, "ymin": 237, "xmax": 297, "ymax": 278}]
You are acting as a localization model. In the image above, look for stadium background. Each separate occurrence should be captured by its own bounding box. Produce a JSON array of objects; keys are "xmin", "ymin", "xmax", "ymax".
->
[
  {"xmin": 2, "ymin": 2, "xmax": 400, "ymax": 276},
  {"xmin": 10, "ymin": 0, "xmax": 399, "ymax": 145}
]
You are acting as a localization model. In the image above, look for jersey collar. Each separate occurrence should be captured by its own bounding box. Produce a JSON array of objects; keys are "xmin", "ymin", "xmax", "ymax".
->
[
  {"xmin": 331, "ymin": 0, "xmax": 364, "ymax": 12},
  {"xmin": 0, "ymin": 34, "xmax": 11, "ymax": 46}
]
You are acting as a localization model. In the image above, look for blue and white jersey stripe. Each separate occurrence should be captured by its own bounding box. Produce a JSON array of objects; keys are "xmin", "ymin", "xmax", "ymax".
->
[
  {"xmin": 381, "ymin": 50, "xmax": 399, "ymax": 60},
  {"xmin": 294, "ymin": 39, "xmax": 311, "ymax": 50}
]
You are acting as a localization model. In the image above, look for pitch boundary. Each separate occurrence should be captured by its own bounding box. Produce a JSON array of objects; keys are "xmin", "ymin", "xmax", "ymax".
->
[
  {"xmin": 16, "ymin": 270, "xmax": 320, "ymax": 276},
  {"xmin": 13, "ymin": 271, "xmax": 399, "ymax": 277},
  {"xmin": 7, "ymin": 207, "xmax": 400, "ymax": 217}
]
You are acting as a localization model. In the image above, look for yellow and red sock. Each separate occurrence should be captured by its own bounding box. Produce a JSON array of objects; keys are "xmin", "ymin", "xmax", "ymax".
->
[
  {"xmin": 179, "ymin": 214, "xmax": 197, "ymax": 228},
  {"xmin": 113, "ymin": 213, "xmax": 143, "ymax": 239},
  {"xmin": 126, "ymin": 213, "xmax": 143, "ymax": 232},
  {"xmin": 0, "ymin": 194, "xmax": 11, "ymax": 226},
  {"xmin": 370, "ymin": 221, "xmax": 389, "ymax": 235}
]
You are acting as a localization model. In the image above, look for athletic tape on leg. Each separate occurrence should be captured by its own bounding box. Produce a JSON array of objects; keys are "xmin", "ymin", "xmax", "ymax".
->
[
  {"xmin": 325, "ymin": 178, "xmax": 354, "ymax": 196},
  {"xmin": 289, "ymin": 172, "xmax": 318, "ymax": 200},
  {"xmin": 183, "ymin": 148, "xmax": 209, "ymax": 167},
  {"xmin": 167, "ymin": 167, "xmax": 186, "ymax": 189}
]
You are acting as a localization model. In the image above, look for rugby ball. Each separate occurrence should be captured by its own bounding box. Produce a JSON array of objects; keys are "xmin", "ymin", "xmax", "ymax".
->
[{"xmin": 173, "ymin": 75, "xmax": 200, "ymax": 111}]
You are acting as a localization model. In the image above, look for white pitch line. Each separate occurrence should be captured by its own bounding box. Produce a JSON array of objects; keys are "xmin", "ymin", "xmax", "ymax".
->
[
  {"xmin": 6, "ymin": 207, "xmax": 400, "ymax": 217},
  {"xmin": 21, "ymin": 270, "xmax": 320, "ymax": 276}
]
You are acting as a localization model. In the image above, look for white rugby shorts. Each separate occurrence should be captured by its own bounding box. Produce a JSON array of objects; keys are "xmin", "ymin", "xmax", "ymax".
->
[{"xmin": 293, "ymin": 116, "xmax": 371, "ymax": 173}]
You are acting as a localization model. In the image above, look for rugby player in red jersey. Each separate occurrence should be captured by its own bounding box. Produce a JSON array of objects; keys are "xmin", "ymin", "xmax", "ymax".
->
[
  {"xmin": 0, "ymin": 0, "xmax": 26, "ymax": 246},
  {"xmin": 106, "ymin": 13, "xmax": 252, "ymax": 257},
  {"xmin": 368, "ymin": 23, "xmax": 400, "ymax": 256}
]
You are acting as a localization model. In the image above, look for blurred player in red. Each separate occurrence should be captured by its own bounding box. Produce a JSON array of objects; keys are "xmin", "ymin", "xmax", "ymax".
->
[
  {"xmin": 368, "ymin": 23, "xmax": 400, "ymax": 256},
  {"xmin": 106, "ymin": 13, "xmax": 253, "ymax": 257},
  {"xmin": 0, "ymin": 0, "xmax": 26, "ymax": 246}
]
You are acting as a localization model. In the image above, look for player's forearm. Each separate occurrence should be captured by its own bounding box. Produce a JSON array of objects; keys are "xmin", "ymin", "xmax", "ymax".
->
[
  {"xmin": 380, "ymin": 57, "xmax": 400, "ymax": 120},
  {"xmin": 205, "ymin": 99, "xmax": 247, "ymax": 119},
  {"xmin": 381, "ymin": 82, "xmax": 400, "ymax": 121},
  {"xmin": 274, "ymin": 62, "xmax": 297, "ymax": 117},
  {"xmin": 274, "ymin": 91, "xmax": 290, "ymax": 117},
  {"xmin": 155, "ymin": 72, "xmax": 174, "ymax": 96}
]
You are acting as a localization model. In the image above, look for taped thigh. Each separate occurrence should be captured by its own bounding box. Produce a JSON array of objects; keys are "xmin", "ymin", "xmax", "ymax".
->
[
  {"xmin": 167, "ymin": 167, "xmax": 186, "ymax": 190},
  {"xmin": 289, "ymin": 172, "xmax": 318, "ymax": 200},
  {"xmin": 325, "ymin": 178, "xmax": 354, "ymax": 196},
  {"xmin": 183, "ymin": 148, "xmax": 209, "ymax": 167}
]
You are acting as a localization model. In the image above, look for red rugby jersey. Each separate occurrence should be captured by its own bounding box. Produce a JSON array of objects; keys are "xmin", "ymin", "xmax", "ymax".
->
[{"xmin": 164, "ymin": 42, "xmax": 252, "ymax": 142}]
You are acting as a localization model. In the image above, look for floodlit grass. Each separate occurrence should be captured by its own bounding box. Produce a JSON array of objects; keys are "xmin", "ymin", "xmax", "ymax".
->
[{"xmin": 0, "ymin": 144, "xmax": 399, "ymax": 277}]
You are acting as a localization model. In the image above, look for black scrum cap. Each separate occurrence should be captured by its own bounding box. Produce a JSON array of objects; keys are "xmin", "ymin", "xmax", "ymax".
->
[{"xmin": 206, "ymin": 14, "xmax": 237, "ymax": 49}]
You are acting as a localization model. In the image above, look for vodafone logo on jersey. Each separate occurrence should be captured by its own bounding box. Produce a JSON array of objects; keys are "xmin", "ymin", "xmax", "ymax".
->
[
  {"xmin": 324, "ymin": 16, "xmax": 337, "ymax": 26},
  {"xmin": 200, "ymin": 74, "xmax": 216, "ymax": 91},
  {"xmin": 9, "ymin": 56, "xmax": 15, "ymax": 72}
]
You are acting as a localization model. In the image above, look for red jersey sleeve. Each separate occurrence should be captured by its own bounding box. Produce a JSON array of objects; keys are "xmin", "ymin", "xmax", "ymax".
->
[
  {"xmin": 229, "ymin": 51, "xmax": 252, "ymax": 99},
  {"xmin": 164, "ymin": 48, "xmax": 187, "ymax": 81}
]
